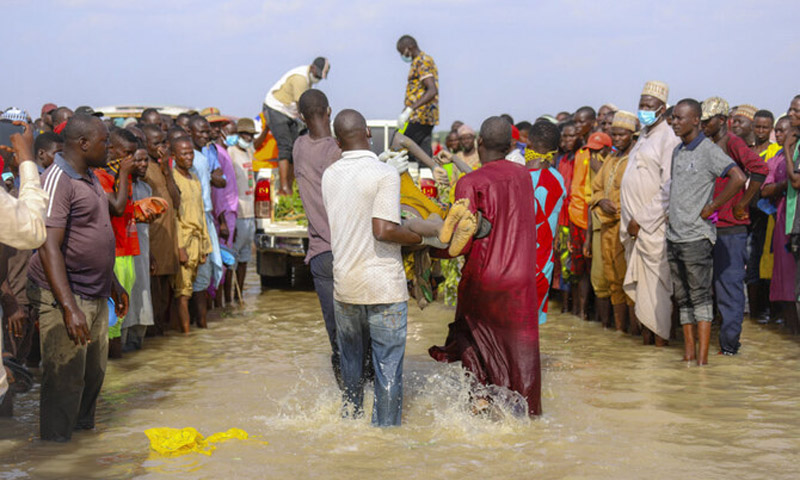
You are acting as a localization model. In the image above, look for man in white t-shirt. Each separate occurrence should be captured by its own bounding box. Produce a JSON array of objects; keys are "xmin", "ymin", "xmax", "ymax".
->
[
  {"xmin": 263, "ymin": 57, "xmax": 330, "ymax": 195},
  {"xmin": 321, "ymin": 109, "xmax": 426, "ymax": 427}
]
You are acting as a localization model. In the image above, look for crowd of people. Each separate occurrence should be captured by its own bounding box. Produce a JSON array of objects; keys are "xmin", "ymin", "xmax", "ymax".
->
[
  {"xmin": 0, "ymin": 104, "xmax": 258, "ymax": 440},
  {"xmin": 2, "ymin": 33, "xmax": 800, "ymax": 438}
]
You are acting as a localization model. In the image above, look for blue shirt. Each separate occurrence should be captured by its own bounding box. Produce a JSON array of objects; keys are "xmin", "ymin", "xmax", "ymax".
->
[{"xmin": 191, "ymin": 148, "xmax": 221, "ymax": 213}]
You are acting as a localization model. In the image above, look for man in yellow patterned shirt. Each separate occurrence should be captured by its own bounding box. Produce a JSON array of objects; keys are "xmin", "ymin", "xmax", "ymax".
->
[{"xmin": 396, "ymin": 35, "xmax": 439, "ymax": 161}]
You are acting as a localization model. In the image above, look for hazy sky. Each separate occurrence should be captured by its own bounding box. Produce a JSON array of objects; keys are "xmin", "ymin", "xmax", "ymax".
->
[{"xmin": 3, "ymin": 0, "xmax": 799, "ymax": 130}]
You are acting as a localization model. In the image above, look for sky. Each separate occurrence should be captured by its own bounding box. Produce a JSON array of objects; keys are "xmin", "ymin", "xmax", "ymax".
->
[{"xmin": 2, "ymin": 0, "xmax": 799, "ymax": 130}]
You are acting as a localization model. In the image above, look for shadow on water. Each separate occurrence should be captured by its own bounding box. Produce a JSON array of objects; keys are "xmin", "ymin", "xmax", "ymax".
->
[{"xmin": 1, "ymin": 273, "xmax": 800, "ymax": 479}]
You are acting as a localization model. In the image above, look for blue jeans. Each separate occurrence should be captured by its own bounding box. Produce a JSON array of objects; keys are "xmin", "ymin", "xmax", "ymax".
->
[
  {"xmin": 714, "ymin": 231, "xmax": 748, "ymax": 354},
  {"xmin": 309, "ymin": 252, "xmax": 341, "ymax": 387},
  {"xmin": 334, "ymin": 300, "xmax": 407, "ymax": 427}
]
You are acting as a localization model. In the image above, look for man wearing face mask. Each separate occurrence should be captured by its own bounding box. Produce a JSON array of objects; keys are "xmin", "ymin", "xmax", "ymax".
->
[
  {"xmin": 227, "ymin": 118, "xmax": 257, "ymax": 299},
  {"xmin": 263, "ymin": 57, "xmax": 330, "ymax": 196},
  {"xmin": 396, "ymin": 35, "xmax": 439, "ymax": 163},
  {"xmin": 619, "ymin": 80, "xmax": 681, "ymax": 345}
]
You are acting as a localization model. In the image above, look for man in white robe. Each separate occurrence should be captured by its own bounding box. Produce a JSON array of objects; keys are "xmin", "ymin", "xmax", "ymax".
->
[{"xmin": 619, "ymin": 81, "xmax": 680, "ymax": 343}]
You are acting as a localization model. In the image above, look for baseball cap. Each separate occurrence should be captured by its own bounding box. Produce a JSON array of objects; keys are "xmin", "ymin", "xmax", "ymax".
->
[
  {"xmin": 701, "ymin": 97, "xmax": 729, "ymax": 121},
  {"xmin": 75, "ymin": 105, "xmax": 104, "ymax": 117},
  {"xmin": 585, "ymin": 131, "xmax": 613, "ymax": 151},
  {"xmin": 41, "ymin": 103, "xmax": 57, "ymax": 115}
]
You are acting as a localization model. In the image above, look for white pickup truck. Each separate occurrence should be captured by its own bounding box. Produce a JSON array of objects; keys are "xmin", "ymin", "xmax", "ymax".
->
[{"xmin": 254, "ymin": 120, "xmax": 398, "ymax": 287}]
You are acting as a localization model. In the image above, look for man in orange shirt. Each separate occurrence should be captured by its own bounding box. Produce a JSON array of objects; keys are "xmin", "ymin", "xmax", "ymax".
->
[{"xmin": 568, "ymin": 106, "xmax": 598, "ymax": 319}]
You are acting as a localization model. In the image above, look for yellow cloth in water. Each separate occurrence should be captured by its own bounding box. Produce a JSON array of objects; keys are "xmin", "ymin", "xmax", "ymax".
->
[{"xmin": 145, "ymin": 427, "xmax": 253, "ymax": 457}]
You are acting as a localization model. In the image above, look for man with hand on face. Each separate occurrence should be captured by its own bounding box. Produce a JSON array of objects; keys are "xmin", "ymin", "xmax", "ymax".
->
[
  {"xmin": 667, "ymin": 99, "xmax": 745, "ymax": 365},
  {"xmin": 142, "ymin": 124, "xmax": 181, "ymax": 335},
  {"xmin": 263, "ymin": 57, "xmax": 330, "ymax": 195},
  {"xmin": 396, "ymin": 35, "xmax": 439, "ymax": 162},
  {"xmin": 27, "ymin": 114, "xmax": 129, "ymax": 442},
  {"xmin": 700, "ymin": 97, "xmax": 769, "ymax": 356},
  {"xmin": 619, "ymin": 81, "xmax": 680, "ymax": 345},
  {"xmin": 94, "ymin": 128, "xmax": 141, "ymax": 357}
]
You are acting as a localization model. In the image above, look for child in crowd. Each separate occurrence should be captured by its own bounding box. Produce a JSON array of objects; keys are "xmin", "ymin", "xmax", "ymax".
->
[{"xmin": 171, "ymin": 137, "xmax": 212, "ymax": 333}]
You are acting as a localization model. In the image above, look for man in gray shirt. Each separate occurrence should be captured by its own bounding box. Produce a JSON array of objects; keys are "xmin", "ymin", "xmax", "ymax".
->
[{"xmin": 667, "ymin": 99, "xmax": 745, "ymax": 366}]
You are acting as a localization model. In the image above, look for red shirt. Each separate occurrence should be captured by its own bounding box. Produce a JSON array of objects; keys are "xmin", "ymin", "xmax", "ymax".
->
[
  {"xmin": 556, "ymin": 152, "xmax": 575, "ymax": 227},
  {"xmin": 95, "ymin": 169, "xmax": 140, "ymax": 257},
  {"xmin": 712, "ymin": 133, "xmax": 769, "ymax": 229}
]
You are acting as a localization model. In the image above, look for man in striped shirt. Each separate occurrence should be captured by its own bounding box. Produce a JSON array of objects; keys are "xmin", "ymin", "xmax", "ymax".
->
[{"xmin": 27, "ymin": 114, "xmax": 128, "ymax": 442}]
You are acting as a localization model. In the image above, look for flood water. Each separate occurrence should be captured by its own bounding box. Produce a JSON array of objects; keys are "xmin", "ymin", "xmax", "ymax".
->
[{"xmin": 2, "ymin": 273, "xmax": 799, "ymax": 479}]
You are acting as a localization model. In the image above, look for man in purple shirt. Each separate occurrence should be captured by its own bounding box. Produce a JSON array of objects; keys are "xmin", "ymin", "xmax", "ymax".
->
[
  {"xmin": 293, "ymin": 90, "xmax": 343, "ymax": 387},
  {"xmin": 27, "ymin": 114, "xmax": 128, "ymax": 442}
]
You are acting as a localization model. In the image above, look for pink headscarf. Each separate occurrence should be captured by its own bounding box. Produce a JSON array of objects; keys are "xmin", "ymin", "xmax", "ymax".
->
[{"xmin": 457, "ymin": 124, "xmax": 475, "ymax": 137}]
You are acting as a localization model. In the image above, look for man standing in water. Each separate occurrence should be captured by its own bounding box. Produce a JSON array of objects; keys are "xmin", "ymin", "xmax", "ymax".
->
[
  {"xmin": 619, "ymin": 81, "xmax": 680, "ymax": 344},
  {"xmin": 396, "ymin": 35, "xmax": 439, "ymax": 160},
  {"xmin": 430, "ymin": 117, "xmax": 541, "ymax": 416},
  {"xmin": 27, "ymin": 115, "xmax": 128, "ymax": 441},
  {"xmin": 294, "ymin": 90, "xmax": 343, "ymax": 388},
  {"xmin": 668, "ymin": 99, "xmax": 745, "ymax": 365},
  {"xmin": 322, "ymin": 109, "xmax": 422, "ymax": 427},
  {"xmin": 700, "ymin": 97, "xmax": 768, "ymax": 355}
]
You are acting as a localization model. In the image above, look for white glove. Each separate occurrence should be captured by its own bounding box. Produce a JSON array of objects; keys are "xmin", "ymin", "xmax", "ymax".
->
[
  {"xmin": 397, "ymin": 107, "xmax": 413, "ymax": 128},
  {"xmin": 379, "ymin": 150, "xmax": 409, "ymax": 174},
  {"xmin": 433, "ymin": 166, "xmax": 450, "ymax": 185}
]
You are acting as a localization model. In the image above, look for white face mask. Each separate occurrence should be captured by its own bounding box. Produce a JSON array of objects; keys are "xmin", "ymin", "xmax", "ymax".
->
[
  {"xmin": 310, "ymin": 72, "xmax": 322, "ymax": 85},
  {"xmin": 237, "ymin": 138, "xmax": 253, "ymax": 150}
]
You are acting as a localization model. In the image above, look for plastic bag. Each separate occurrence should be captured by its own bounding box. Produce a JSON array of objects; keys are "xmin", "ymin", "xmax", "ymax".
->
[{"xmin": 144, "ymin": 427, "xmax": 252, "ymax": 457}]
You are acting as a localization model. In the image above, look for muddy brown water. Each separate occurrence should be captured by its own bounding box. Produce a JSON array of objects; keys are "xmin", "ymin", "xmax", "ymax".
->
[{"xmin": 1, "ymin": 273, "xmax": 799, "ymax": 479}]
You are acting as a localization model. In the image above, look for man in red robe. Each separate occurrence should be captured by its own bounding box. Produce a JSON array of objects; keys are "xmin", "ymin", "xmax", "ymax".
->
[{"xmin": 429, "ymin": 117, "xmax": 541, "ymax": 416}]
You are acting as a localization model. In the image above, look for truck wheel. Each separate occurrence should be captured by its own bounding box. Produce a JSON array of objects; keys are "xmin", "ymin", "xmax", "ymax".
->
[{"xmin": 260, "ymin": 274, "xmax": 290, "ymax": 289}]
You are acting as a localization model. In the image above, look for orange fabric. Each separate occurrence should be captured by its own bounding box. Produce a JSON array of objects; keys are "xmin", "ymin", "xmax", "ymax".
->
[
  {"xmin": 134, "ymin": 196, "xmax": 169, "ymax": 223},
  {"xmin": 568, "ymin": 148, "xmax": 590, "ymax": 230}
]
